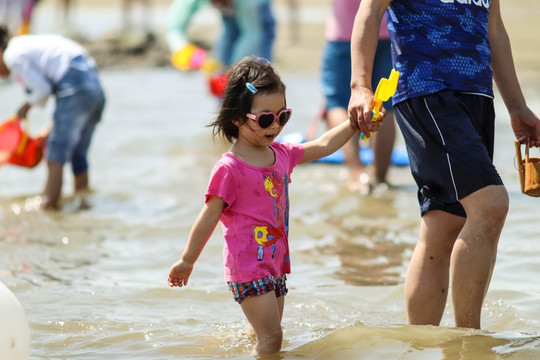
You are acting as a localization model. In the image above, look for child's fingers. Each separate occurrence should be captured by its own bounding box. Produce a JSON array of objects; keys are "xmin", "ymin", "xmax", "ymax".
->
[{"xmin": 168, "ymin": 275, "xmax": 188, "ymax": 287}]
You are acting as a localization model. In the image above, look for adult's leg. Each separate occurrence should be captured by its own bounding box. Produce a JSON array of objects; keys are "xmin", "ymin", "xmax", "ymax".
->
[
  {"xmin": 258, "ymin": 1, "xmax": 275, "ymax": 61},
  {"xmin": 326, "ymin": 107, "xmax": 366, "ymax": 191},
  {"xmin": 240, "ymin": 292, "xmax": 284, "ymax": 356},
  {"xmin": 405, "ymin": 210, "xmax": 464, "ymax": 326},
  {"xmin": 216, "ymin": 14, "xmax": 239, "ymax": 66},
  {"xmin": 452, "ymin": 184, "xmax": 508, "ymax": 329},
  {"xmin": 370, "ymin": 110, "xmax": 395, "ymax": 184},
  {"xmin": 231, "ymin": 0, "xmax": 262, "ymax": 63}
]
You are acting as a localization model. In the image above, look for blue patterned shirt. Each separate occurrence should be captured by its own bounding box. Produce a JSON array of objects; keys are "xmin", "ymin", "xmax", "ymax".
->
[{"xmin": 387, "ymin": 0, "xmax": 493, "ymax": 104}]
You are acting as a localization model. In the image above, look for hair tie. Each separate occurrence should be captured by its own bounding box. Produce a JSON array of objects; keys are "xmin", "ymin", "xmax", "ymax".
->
[{"xmin": 245, "ymin": 82, "xmax": 257, "ymax": 94}]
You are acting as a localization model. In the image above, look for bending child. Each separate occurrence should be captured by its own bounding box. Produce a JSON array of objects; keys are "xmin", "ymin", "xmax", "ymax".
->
[
  {"xmin": 168, "ymin": 56, "xmax": 377, "ymax": 356},
  {"xmin": 0, "ymin": 25, "xmax": 105, "ymax": 209}
]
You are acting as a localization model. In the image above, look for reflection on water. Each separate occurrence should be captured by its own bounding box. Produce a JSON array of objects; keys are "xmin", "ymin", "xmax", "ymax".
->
[
  {"xmin": 291, "ymin": 182, "xmax": 418, "ymax": 286},
  {"xmin": 1, "ymin": 64, "xmax": 540, "ymax": 359}
]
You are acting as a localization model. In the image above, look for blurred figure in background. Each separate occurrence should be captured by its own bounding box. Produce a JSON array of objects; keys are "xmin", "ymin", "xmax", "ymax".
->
[
  {"xmin": 58, "ymin": 0, "xmax": 155, "ymax": 40},
  {"xmin": 321, "ymin": 0, "xmax": 395, "ymax": 193},
  {"xmin": 0, "ymin": 25, "xmax": 105, "ymax": 209},
  {"xmin": 0, "ymin": 0, "xmax": 23, "ymax": 33},
  {"xmin": 20, "ymin": 0, "xmax": 40, "ymax": 34},
  {"xmin": 121, "ymin": 0, "xmax": 153, "ymax": 37},
  {"xmin": 166, "ymin": 0, "xmax": 275, "ymax": 69},
  {"xmin": 217, "ymin": 0, "xmax": 275, "ymax": 66},
  {"xmin": 0, "ymin": 0, "xmax": 40, "ymax": 35}
]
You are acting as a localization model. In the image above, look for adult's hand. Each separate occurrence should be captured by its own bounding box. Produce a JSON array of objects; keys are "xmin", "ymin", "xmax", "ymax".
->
[
  {"xmin": 347, "ymin": 85, "xmax": 384, "ymax": 136},
  {"xmin": 510, "ymin": 106, "xmax": 540, "ymax": 147}
]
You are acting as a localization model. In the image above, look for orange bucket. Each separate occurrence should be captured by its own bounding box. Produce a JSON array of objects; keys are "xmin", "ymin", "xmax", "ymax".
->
[{"xmin": 0, "ymin": 116, "xmax": 45, "ymax": 168}]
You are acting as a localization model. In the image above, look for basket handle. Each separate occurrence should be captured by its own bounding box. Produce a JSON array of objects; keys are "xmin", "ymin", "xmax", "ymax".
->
[
  {"xmin": 14, "ymin": 116, "xmax": 29, "ymax": 155},
  {"xmin": 515, "ymin": 140, "xmax": 523, "ymax": 170},
  {"xmin": 515, "ymin": 139, "xmax": 525, "ymax": 193}
]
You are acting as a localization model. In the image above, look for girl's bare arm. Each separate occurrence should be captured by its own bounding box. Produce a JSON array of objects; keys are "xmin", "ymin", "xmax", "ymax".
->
[{"xmin": 168, "ymin": 195, "xmax": 225, "ymax": 287}]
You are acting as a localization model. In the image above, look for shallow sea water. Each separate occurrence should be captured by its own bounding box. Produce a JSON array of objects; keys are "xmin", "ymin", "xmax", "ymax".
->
[{"xmin": 2, "ymin": 2, "xmax": 540, "ymax": 360}]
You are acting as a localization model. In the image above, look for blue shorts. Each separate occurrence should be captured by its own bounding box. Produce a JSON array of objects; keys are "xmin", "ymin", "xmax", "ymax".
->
[
  {"xmin": 321, "ymin": 39, "xmax": 393, "ymax": 111},
  {"xmin": 48, "ymin": 56, "xmax": 105, "ymax": 174},
  {"xmin": 394, "ymin": 91, "xmax": 503, "ymax": 217},
  {"xmin": 227, "ymin": 274, "xmax": 288, "ymax": 304}
]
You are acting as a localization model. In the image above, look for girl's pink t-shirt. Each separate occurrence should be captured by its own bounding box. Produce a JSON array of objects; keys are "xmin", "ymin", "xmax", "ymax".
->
[
  {"xmin": 325, "ymin": 0, "xmax": 389, "ymax": 41},
  {"xmin": 206, "ymin": 142, "xmax": 305, "ymax": 283}
]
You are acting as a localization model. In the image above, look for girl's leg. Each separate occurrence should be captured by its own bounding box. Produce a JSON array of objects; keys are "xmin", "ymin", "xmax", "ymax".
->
[{"xmin": 240, "ymin": 291, "xmax": 284, "ymax": 356}]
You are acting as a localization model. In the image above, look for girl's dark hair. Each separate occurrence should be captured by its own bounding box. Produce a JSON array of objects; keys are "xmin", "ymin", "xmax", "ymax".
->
[
  {"xmin": 209, "ymin": 56, "xmax": 286, "ymax": 143},
  {"xmin": 0, "ymin": 24, "xmax": 10, "ymax": 50}
]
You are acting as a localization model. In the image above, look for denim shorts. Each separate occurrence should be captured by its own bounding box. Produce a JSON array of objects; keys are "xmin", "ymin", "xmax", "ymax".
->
[
  {"xmin": 394, "ymin": 91, "xmax": 503, "ymax": 217},
  {"xmin": 321, "ymin": 39, "xmax": 394, "ymax": 111},
  {"xmin": 48, "ymin": 56, "xmax": 105, "ymax": 174},
  {"xmin": 228, "ymin": 274, "xmax": 288, "ymax": 304}
]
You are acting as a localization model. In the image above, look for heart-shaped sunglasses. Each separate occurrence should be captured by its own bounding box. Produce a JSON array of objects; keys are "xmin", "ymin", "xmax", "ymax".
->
[{"xmin": 246, "ymin": 108, "xmax": 292, "ymax": 129}]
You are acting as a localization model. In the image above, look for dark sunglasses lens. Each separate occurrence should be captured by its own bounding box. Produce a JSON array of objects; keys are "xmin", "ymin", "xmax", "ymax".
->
[
  {"xmin": 258, "ymin": 114, "xmax": 275, "ymax": 129},
  {"xmin": 279, "ymin": 111, "xmax": 291, "ymax": 126}
]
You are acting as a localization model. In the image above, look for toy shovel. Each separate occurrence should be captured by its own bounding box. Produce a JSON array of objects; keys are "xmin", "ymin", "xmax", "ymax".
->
[{"xmin": 361, "ymin": 69, "xmax": 399, "ymax": 141}]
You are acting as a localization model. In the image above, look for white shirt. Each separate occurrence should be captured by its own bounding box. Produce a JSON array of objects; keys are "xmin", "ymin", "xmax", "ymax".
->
[{"xmin": 3, "ymin": 35, "xmax": 89, "ymax": 106}]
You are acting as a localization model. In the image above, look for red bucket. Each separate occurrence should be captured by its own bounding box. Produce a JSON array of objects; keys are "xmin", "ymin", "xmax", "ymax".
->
[
  {"xmin": 208, "ymin": 73, "xmax": 228, "ymax": 98},
  {"xmin": 0, "ymin": 116, "xmax": 45, "ymax": 168}
]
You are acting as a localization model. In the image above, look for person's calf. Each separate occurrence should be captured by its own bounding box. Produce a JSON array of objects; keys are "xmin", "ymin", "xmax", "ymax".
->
[{"xmin": 253, "ymin": 329, "xmax": 283, "ymax": 356}]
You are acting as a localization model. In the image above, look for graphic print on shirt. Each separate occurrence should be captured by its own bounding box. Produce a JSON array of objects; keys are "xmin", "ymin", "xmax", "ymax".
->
[
  {"xmin": 387, "ymin": 0, "xmax": 493, "ymax": 103},
  {"xmin": 254, "ymin": 171, "xmax": 287, "ymax": 261}
]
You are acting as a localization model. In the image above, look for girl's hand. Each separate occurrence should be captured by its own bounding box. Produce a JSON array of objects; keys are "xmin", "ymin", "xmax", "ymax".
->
[
  {"xmin": 168, "ymin": 260, "xmax": 194, "ymax": 287},
  {"xmin": 167, "ymin": 196, "xmax": 225, "ymax": 288}
]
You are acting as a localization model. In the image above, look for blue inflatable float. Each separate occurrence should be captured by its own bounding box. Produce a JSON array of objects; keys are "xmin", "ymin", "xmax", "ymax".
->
[{"xmin": 277, "ymin": 132, "xmax": 409, "ymax": 167}]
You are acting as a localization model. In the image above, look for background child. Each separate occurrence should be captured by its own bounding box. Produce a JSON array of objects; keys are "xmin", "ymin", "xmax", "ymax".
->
[
  {"xmin": 0, "ymin": 25, "xmax": 106, "ymax": 209},
  {"xmin": 321, "ymin": 0, "xmax": 395, "ymax": 193},
  {"xmin": 168, "ymin": 56, "xmax": 370, "ymax": 356}
]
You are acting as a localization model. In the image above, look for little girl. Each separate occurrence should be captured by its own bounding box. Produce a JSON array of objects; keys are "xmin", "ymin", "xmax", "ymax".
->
[{"xmin": 168, "ymin": 56, "xmax": 363, "ymax": 356}]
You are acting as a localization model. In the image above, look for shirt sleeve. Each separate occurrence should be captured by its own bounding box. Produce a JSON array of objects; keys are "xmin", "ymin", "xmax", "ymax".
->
[
  {"xmin": 10, "ymin": 59, "xmax": 52, "ymax": 106},
  {"xmin": 206, "ymin": 160, "xmax": 236, "ymax": 207},
  {"xmin": 284, "ymin": 142, "xmax": 304, "ymax": 169},
  {"xmin": 273, "ymin": 142, "xmax": 305, "ymax": 182}
]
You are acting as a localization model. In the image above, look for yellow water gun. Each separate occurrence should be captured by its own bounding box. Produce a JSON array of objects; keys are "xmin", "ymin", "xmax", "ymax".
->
[{"xmin": 361, "ymin": 69, "xmax": 399, "ymax": 141}]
